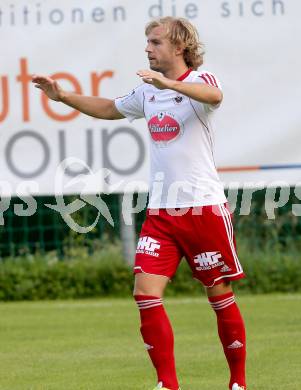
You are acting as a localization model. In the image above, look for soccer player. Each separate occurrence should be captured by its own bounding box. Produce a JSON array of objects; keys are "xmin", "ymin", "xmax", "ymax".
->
[{"xmin": 32, "ymin": 17, "xmax": 246, "ymax": 390}]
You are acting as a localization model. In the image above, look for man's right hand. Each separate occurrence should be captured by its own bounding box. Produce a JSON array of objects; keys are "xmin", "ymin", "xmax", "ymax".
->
[
  {"xmin": 32, "ymin": 75, "xmax": 65, "ymax": 101},
  {"xmin": 32, "ymin": 74, "xmax": 124, "ymax": 120}
]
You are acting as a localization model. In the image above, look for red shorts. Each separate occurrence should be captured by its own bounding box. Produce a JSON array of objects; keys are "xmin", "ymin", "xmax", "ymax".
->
[{"xmin": 134, "ymin": 203, "xmax": 245, "ymax": 288}]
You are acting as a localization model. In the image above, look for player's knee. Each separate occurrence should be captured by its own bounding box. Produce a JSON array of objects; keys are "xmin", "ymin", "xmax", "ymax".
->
[
  {"xmin": 133, "ymin": 284, "xmax": 165, "ymax": 298},
  {"xmin": 133, "ymin": 286, "xmax": 157, "ymax": 297},
  {"xmin": 132, "ymin": 281, "xmax": 150, "ymax": 297},
  {"xmin": 205, "ymin": 280, "xmax": 232, "ymax": 297},
  {"xmin": 133, "ymin": 273, "xmax": 168, "ymax": 297}
]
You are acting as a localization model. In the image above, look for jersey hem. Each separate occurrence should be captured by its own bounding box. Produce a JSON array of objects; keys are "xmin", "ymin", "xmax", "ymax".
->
[{"xmin": 147, "ymin": 198, "xmax": 228, "ymax": 209}]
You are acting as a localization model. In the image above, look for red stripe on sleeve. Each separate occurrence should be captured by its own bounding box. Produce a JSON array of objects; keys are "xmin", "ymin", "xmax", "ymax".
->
[
  {"xmin": 205, "ymin": 73, "xmax": 218, "ymax": 88},
  {"xmin": 208, "ymin": 74, "xmax": 219, "ymax": 88},
  {"xmin": 200, "ymin": 75, "xmax": 210, "ymax": 84}
]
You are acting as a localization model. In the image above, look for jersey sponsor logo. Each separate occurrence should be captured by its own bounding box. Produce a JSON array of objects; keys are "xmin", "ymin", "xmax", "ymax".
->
[
  {"xmin": 147, "ymin": 111, "xmax": 183, "ymax": 146},
  {"xmin": 148, "ymin": 95, "xmax": 156, "ymax": 103},
  {"xmin": 136, "ymin": 236, "xmax": 160, "ymax": 257},
  {"xmin": 194, "ymin": 251, "xmax": 224, "ymax": 271}
]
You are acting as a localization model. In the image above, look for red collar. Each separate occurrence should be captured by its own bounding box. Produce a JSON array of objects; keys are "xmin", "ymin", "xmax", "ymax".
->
[{"xmin": 176, "ymin": 68, "xmax": 193, "ymax": 81}]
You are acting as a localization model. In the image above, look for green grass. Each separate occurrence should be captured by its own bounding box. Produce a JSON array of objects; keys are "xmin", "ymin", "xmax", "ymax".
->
[{"xmin": 0, "ymin": 295, "xmax": 300, "ymax": 390}]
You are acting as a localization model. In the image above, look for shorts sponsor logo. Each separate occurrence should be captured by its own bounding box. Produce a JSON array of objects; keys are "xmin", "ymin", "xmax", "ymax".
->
[
  {"xmin": 194, "ymin": 251, "xmax": 224, "ymax": 271},
  {"xmin": 136, "ymin": 236, "xmax": 160, "ymax": 257}
]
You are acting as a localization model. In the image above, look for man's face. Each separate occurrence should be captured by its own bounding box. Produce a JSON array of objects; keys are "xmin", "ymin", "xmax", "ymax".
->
[{"xmin": 145, "ymin": 26, "xmax": 178, "ymax": 72}]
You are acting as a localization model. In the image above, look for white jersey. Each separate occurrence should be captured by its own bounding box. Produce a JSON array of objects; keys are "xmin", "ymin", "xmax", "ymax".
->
[{"xmin": 115, "ymin": 69, "xmax": 227, "ymax": 209}]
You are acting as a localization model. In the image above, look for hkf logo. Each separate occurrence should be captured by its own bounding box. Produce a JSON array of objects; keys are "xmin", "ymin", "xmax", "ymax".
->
[
  {"xmin": 136, "ymin": 236, "xmax": 161, "ymax": 257},
  {"xmin": 194, "ymin": 252, "xmax": 223, "ymax": 270}
]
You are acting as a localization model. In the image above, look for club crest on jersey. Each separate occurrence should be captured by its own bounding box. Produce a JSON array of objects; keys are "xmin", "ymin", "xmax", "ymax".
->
[
  {"xmin": 147, "ymin": 111, "xmax": 183, "ymax": 146},
  {"xmin": 173, "ymin": 95, "xmax": 183, "ymax": 104}
]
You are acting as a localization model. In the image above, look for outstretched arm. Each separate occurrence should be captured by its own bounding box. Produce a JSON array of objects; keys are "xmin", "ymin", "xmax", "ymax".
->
[
  {"xmin": 136, "ymin": 69, "xmax": 222, "ymax": 106},
  {"xmin": 32, "ymin": 75, "xmax": 124, "ymax": 120}
]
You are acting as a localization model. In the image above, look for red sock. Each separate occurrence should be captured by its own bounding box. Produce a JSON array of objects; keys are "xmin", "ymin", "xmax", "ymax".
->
[
  {"xmin": 134, "ymin": 295, "xmax": 179, "ymax": 390},
  {"xmin": 209, "ymin": 292, "xmax": 246, "ymax": 389}
]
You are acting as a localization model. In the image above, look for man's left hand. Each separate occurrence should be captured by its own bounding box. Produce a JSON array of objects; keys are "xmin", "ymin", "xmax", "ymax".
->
[{"xmin": 136, "ymin": 70, "xmax": 173, "ymax": 90}]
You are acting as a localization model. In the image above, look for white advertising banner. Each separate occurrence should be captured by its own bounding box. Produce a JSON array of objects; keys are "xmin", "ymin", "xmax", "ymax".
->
[{"xmin": 1, "ymin": 0, "xmax": 300, "ymax": 196}]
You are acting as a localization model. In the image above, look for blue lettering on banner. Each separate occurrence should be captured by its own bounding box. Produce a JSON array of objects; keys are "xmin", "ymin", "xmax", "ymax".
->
[
  {"xmin": 0, "ymin": 1, "xmax": 287, "ymax": 27},
  {"xmin": 221, "ymin": 0, "xmax": 285, "ymax": 18},
  {"xmin": 3, "ymin": 128, "xmax": 145, "ymax": 179}
]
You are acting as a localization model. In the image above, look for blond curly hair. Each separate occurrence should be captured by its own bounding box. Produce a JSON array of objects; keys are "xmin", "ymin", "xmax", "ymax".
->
[{"xmin": 145, "ymin": 17, "xmax": 205, "ymax": 70}]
